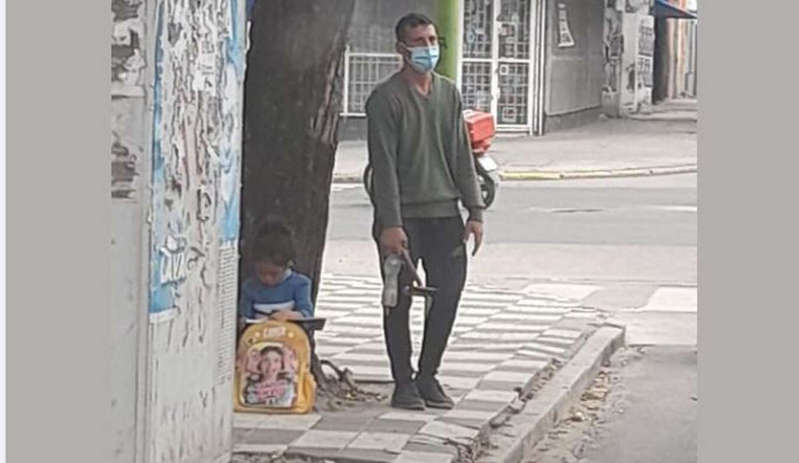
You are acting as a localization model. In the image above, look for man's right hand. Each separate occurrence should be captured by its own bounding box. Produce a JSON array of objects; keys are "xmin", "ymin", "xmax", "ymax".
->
[{"xmin": 379, "ymin": 226, "xmax": 408, "ymax": 255}]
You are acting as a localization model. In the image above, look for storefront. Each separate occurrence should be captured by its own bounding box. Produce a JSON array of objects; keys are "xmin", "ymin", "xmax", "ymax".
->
[{"xmin": 338, "ymin": 0, "xmax": 548, "ymax": 137}]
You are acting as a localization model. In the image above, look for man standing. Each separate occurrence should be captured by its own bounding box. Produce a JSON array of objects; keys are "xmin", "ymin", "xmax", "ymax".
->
[{"xmin": 366, "ymin": 13, "xmax": 485, "ymax": 410}]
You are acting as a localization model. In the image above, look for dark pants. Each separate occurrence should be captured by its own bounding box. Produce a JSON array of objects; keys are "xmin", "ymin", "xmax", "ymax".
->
[{"xmin": 373, "ymin": 216, "xmax": 468, "ymax": 384}]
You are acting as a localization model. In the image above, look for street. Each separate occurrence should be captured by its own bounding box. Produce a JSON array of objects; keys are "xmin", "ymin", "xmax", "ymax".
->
[
  {"xmin": 324, "ymin": 173, "xmax": 697, "ymax": 289},
  {"xmin": 322, "ymin": 172, "xmax": 698, "ymax": 462}
]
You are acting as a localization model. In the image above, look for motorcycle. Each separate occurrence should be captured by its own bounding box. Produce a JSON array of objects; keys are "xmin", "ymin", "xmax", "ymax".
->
[{"xmin": 362, "ymin": 109, "xmax": 501, "ymax": 208}]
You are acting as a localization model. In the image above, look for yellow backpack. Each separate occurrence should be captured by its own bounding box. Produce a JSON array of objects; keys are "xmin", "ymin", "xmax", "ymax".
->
[{"xmin": 234, "ymin": 320, "xmax": 316, "ymax": 414}]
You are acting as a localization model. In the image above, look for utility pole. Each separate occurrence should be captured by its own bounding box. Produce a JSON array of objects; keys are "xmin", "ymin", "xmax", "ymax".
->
[{"xmin": 435, "ymin": 0, "xmax": 460, "ymax": 81}]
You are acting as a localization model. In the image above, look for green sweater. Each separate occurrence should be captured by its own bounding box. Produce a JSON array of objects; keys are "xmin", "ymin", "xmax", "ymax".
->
[{"xmin": 366, "ymin": 72, "xmax": 485, "ymax": 230}]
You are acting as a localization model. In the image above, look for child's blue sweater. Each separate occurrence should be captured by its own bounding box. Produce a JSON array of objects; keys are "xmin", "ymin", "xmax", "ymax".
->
[{"xmin": 237, "ymin": 270, "xmax": 314, "ymax": 320}]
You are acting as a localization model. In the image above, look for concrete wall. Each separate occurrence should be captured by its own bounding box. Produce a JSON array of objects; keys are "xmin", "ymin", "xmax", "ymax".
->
[
  {"xmin": 111, "ymin": 0, "xmax": 247, "ymax": 462},
  {"xmin": 349, "ymin": 0, "xmax": 435, "ymax": 52},
  {"xmin": 145, "ymin": 0, "xmax": 247, "ymax": 462},
  {"xmin": 111, "ymin": 1, "xmax": 152, "ymax": 461},
  {"xmin": 544, "ymin": 0, "xmax": 605, "ymax": 122}
]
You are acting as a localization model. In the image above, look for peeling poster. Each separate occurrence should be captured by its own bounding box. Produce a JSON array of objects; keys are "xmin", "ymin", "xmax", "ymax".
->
[{"xmin": 557, "ymin": 3, "xmax": 576, "ymax": 48}]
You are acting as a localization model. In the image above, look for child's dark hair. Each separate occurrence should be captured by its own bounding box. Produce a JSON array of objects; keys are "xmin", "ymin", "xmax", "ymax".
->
[
  {"xmin": 395, "ymin": 13, "xmax": 436, "ymax": 42},
  {"xmin": 251, "ymin": 219, "xmax": 296, "ymax": 267}
]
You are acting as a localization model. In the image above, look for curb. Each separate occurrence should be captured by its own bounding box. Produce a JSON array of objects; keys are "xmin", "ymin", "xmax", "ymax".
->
[
  {"xmin": 331, "ymin": 165, "xmax": 696, "ymax": 184},
  {"xmin": 498, "ymin": 164, "xmax": 697, "ymax": 181},
  {"xmin": 477, "ymin": 325, "xmax": 626, "ymax": 463}
]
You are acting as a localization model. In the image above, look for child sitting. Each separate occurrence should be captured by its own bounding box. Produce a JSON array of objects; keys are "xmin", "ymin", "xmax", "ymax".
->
[{"xmin": 237, "ymin": 220, "xmax": 314, "ymax": 332}]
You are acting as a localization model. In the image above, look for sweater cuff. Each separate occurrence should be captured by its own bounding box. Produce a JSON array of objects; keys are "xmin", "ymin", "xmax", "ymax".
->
[{"xmin": 467, "ymin": 207, "xmax": 484, "ymax": 223}]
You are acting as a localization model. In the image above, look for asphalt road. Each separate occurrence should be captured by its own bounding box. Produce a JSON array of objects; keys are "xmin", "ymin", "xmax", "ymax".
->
[{"xmin": 324, "ymin": 173, "xmax": 697, "ymax": 288}]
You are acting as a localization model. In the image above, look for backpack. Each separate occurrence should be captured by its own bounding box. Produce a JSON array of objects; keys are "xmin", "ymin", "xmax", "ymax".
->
[{"xmin": 234, "ymin": 320, "xmax": 316, "ymax": 414}]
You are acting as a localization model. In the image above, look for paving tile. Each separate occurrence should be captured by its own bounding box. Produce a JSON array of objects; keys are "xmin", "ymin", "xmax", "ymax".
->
[
  {"xmin": 351, "ymin": 342, "xmax": 387, "ymax": 351},
  {"xmin": 482, "ymin": 371, "xmax": 533, "ymax": 383},
  {"xmin": 564, "ymin": 313, "xmax": 601, "ymax": 320},
  {"xmin": 516, "ymin": 350, "xmax": 555, "ymax": 360},
  {"xmin": 232, "ymin": 443, "xmax": 287, "ymax": 454},
  {"xmin": 335, "ymin": 448, "xmax": 399, "ymax": 462},
  {"xmin": 437, "ymin": 375, "xmax": 481, "ymax": 390},
  {"xmin": 479, "ymin": 342, "xmax": 527, "ymax": 350},
  {"xmin": 456, "ymin": 308, "xmax": 501, "ymax": 316},
  {"xmin": 479, "ymin": 322, "xmax": 549, "ymax": 332},
  {"xmin": 322, "ymin": 295, "xmax": 381, "ymax": 303},
  {"xmin": 447, "ymin": 399, "xmax": 508, "ymax": 413},
  {"xmin": 243, "ymin": 428, "xmax": 306, "ymax": 446},
  {"xmin": 442, "ymin": 351, "xmax": 514, "ymax": 362},
  {"xmin": 394, "ymin": 450, "xmax": 454, "ymax": 463},
  {"xmin": 352, "ymin": 307, "xmax": 386, "ymax": 315},
  {"xmin": 438, "ymin": 367, "xmax": 490, "ymax": 378},
  {"xmin": 522, "ymin": 283, "xmax": 599, "ymax": 300},
  {"xmin": 436, "ymin": 361, "xmax": 495, "ymax": 373},
  {"xmin": 402, "ymin": 441, "xmax": 458, "ymax": 457},
  {"xmin": 289, "ymin": 430, "xmax": 359, "ymax": 449},
  {"xmin": 332, "ymin": 316, "xmax": 385, "ymax": 326},
  {"xmin": 515, "ymin": 300, "xmax": 576, "ymax": 309},
  {"xmin": 452, "ymin": 316, "xmax": 490, "ymax": 326},
  {"xmin": 458, "ymin": 301, "xmax": 514, "ymax": 309},
  {"xmin": 542, "ymin": 328, "xmax": 584, "ymax": 339},
  {"xmin": 379, "ymin": 411, "xmax": 440, "ymax": 422},
  {"xmin": 442, "ymin": 408, "xmax": 496, "ymax": 421},
  {"xmin": 497, "ymin": 359, "xmax": 550, "ymax": 370},
  {"xmin": 463, "ymin": 389, "xmax": 518, "ymax": 403},
  {"xmin": 312, "ymin": 415, "xmax": 375, "ymax": 432},
  {"xmin": 348, "ymin": 366, "xmax": 393, "ymax": 379},
  {"xmin": 490, "ymin": 312, "xmax": 564, "ymax": 322},
  {"xmin": 315, "ymin": 344, "xmax": 353, "ymax": 356},
  {"xmin": 324, "ymin": 325, "xmax": 383, "ymax": 337},
  {"xmin": 347, "ymin": 432, "xmax": 411, "ymax": 453},
  {"xmin": 318, "ymin": 302, "xmax": 363, "ymax": 310},
  {"xmin": 234, "ymin": 413, "xmax": 321, "ymax": 431},
  {"xmin": 524, "ymin": 342, "xmax": 567, "ymax": 356},
  {"xmin": 317, "ymin": 337, "xmax": 371, "ymax": 346},
  {"xmin": 332, "ymin": 352, "xmax": 387, "ymax": 362},
  {"xmin": 417, "ymin": 420, "xmax": 480, "ymax": 441},
  {"xmin": 369, "ymin": 419, "xmax": 428, "ymax": 434},
  {"xmin": 535, "ymin": 336, "xmax": 578, "ymax": 348},
  {"xmin": 460, "ymin": 293, "xmax": 523, "ymax": 302}
]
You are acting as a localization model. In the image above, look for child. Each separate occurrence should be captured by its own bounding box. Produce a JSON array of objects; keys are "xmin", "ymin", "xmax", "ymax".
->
[{"xmin": 237, "ymin": 220, "xmax": 314, "ymax": 332}]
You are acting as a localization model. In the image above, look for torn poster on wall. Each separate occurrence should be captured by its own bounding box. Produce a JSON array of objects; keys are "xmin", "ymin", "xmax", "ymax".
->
[
  {"xmin": 557, "ymin": 3, "xmax": 576, "ymax": 48},
  {"xmin": 149, "ymin": 0, "xmax": 246, "ymax": 315}
]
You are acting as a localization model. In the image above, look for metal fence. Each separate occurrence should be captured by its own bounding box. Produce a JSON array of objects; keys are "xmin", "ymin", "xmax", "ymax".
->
[{"xmin": 342, "ymin": 48, "xmax": 402, "ymax": 116}]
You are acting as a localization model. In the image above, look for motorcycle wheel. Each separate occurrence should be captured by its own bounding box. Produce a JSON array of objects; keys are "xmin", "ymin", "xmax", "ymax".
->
[
  {"xmin": 363, "ymin": 164, "xmax": 374, "ymax": 202},
  {"xmin": 479, "ymin": 172, "xmax": 496, "ymax": 208}
]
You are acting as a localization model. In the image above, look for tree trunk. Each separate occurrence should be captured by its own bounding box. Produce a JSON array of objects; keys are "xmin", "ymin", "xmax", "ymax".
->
[{"xmin": 241, "ymin": 0, "xmax": 355, "ymax": 304}]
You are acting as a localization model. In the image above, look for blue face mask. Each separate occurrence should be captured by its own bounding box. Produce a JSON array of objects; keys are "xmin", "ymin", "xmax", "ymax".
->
[{"xmin": 403, "ymin": 44, "xmax": 440, "ymax": 74}]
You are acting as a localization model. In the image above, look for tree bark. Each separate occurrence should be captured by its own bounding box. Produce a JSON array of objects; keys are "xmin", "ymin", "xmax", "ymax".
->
[{"xmin": 241, "ymin": 0, "xmax": 355, "ymax": 304}]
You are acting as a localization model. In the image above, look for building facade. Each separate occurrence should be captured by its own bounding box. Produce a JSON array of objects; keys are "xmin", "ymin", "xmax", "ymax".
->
[
  {"xmin": 652, "ymin": 0, "xmax": 698, "ymax": 102},
  {"xmin": 338, "ymin": 0, "xmax": 608, "ymax": 139},
  {"xmin": 111, "ymin": 1, "xmax": 247, "ymax": 462}
]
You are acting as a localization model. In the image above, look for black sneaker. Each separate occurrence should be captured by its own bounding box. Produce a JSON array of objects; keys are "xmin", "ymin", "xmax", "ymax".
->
[
  {"xmin": 390, "ymin": 382, "xmax": 426, "ymax": 410},
  {"xmin": 415, "ymin": 376, "xmax": 455, "ymax": 409}
]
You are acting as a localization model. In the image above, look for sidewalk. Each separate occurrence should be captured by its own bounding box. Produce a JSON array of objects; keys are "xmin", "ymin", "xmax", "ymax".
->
[
  {"xmin": 232, "ymin": 277, "xmax": 626, "ymax": 463},
  {"xmin": 333, "ymin": 99, "xmax": 697, "ymax": 182}
]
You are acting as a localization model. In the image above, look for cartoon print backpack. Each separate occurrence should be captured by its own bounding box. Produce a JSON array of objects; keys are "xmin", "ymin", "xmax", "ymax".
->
[{"xmin": 234, "ymin": 320, "xmax": 316, "ymax": 414}]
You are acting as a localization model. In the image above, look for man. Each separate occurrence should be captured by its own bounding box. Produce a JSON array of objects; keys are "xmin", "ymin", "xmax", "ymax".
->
[{"xmin": 365, "ymin": 13, "xmax": 485, "ymax": 410}]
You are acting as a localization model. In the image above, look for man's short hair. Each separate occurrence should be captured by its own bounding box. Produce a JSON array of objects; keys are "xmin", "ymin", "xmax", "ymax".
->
[{"xmin": 395, "ymin": 13, "xmax": 436, "ymax": 42}]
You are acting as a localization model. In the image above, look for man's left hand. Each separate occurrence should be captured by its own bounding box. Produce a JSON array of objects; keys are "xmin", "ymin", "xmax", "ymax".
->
[{"xmin": 463, "ymin": 220, "xmax": 484, "ymax": 256}]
